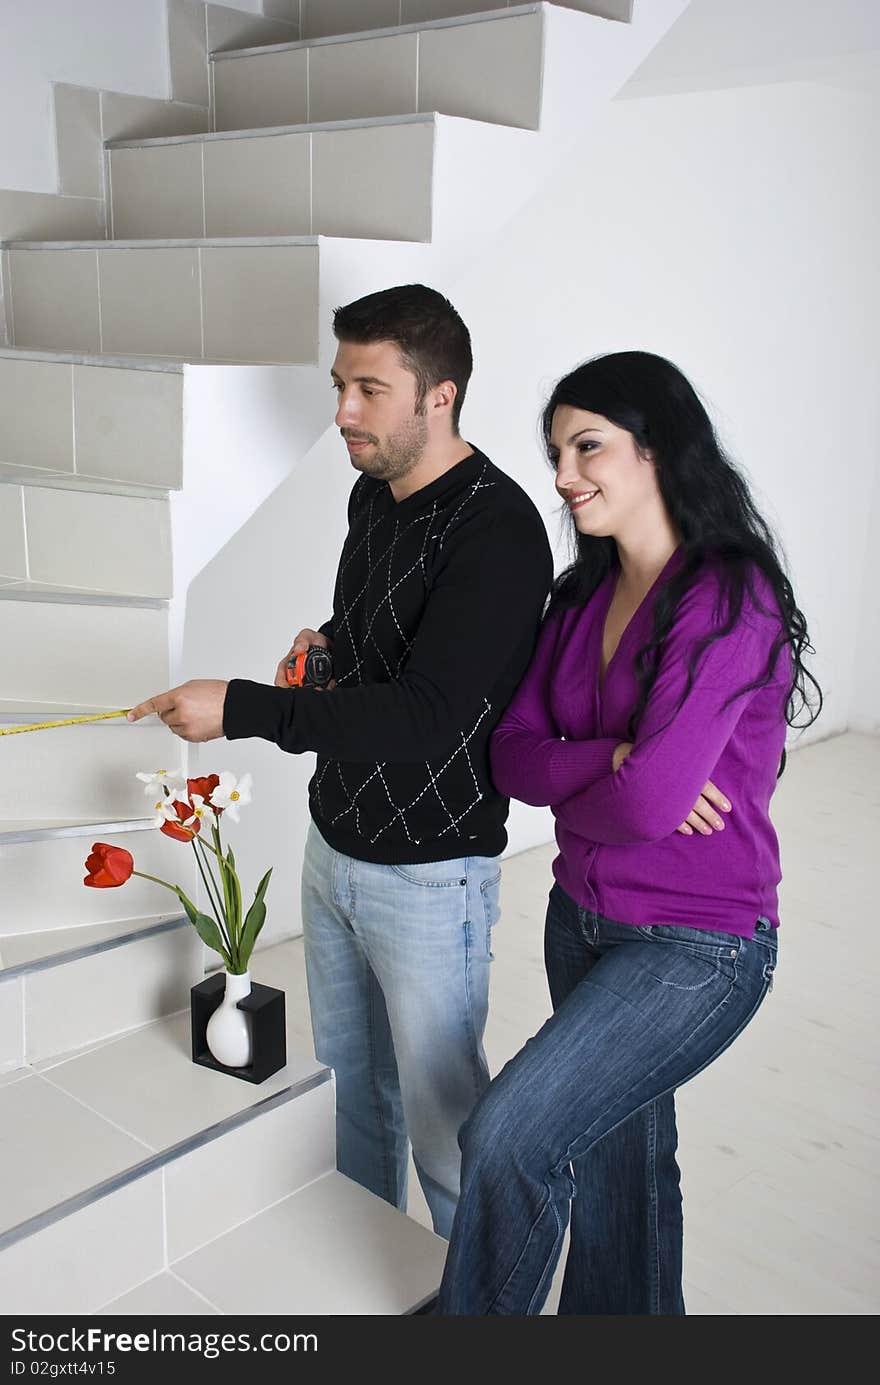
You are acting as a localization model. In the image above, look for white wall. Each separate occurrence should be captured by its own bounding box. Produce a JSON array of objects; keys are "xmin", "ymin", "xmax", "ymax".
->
[
  {"xmin": 184, "ymin": 70, "xmax": 878, "ymax": 946},
  {"xmin": 0, "ymin": 0, "xmax": 262, "ymax": 193},
  {"xmin": 851, "ymin": 459, "xmax": 880, "ymax": 733},
  {"xmin": 452, "ymin": 78, "xmax": 879, "ymax": 748}
]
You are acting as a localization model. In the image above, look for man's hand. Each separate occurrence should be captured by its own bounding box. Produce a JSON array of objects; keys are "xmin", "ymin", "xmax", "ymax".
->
[
  {"xmin": 126, "ymin": 679, "xmax": 229, "ymax": 742},
  {"xmin": 612, "ymin": 741, "xmax": 731, "ymax": 836},
  {"xmin": 274, "ymin": 629, "xmax": 335, "ymax": 691}
]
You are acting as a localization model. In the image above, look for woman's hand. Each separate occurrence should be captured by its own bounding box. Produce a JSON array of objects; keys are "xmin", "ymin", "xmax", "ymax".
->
[
  {"xmin": 677, "ymin": 780, "xmax": 731, "ymax": 836},
  {"xmin": 612, "ymin": 741, "xmax": 633, "ymax": 773},
  {"xmin": 613, "ymin": 742, "xmax": 731, "ymax": 836}
]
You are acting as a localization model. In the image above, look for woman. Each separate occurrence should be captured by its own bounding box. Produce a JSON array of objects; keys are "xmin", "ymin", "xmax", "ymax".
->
[{"xmin": 437, "ymin": 351, "xmax": 821, "ymax": 1315}]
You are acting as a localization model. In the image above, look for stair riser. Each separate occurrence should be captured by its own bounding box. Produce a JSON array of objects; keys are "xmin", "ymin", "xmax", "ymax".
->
[
  {"xmin": 5, "ymin": 245, "xmax": 320, "ymax": 364},
  {"xmin": 110, "ymin": 122, "xmax": 435, "ymax": 243},
  {"xmin": 2, "ymin": 829, "xmax": 197, "ymax": 937},
  {"xmin": 213, "ymin": 11, "xmax": 544, "ymax": 133},
  {"xmin": 0, "ymin": 1081, "xmax": 335, "ymax": 1313},
  {"xmin": 24, "ymin": 923, "xmax": 204, "ymax": 1063},
  {"xmin": 0, "ymin": 724, "xmax": 182, "ymax": 820},
  {"xmin": 0, "ymin": 600, "xmax": 168, "ymax": 713},
  {"xmin": 297, "ymin": 3, "xmax": 630, "ymax": 45},
  {"xmin": 0, "ymin": 356, "xmax": 183, "ymax": 490},
  {"xmin": 0, "ymin": 485, "xmax": 171, "ymax": 598}
]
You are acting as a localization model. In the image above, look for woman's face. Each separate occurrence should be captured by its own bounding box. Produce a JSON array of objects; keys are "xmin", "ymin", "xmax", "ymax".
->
[{"xmin": 550, "ymin": 405, "xmax": 659, "ymax": 539}]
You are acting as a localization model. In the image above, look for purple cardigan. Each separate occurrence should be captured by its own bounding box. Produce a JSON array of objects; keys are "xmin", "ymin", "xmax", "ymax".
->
[{"xmin": 490, "ymin": 550, "xmax": 792, "ymax": 937}]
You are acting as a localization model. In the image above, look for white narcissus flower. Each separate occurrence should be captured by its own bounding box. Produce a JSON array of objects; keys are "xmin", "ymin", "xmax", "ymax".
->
[
  {"xmin": 188, "ymin": 793, "xmax": 215, "ymax": 828},
  {"xmin": 136, "ymin": 768, "xmax": 185, "ymax": 799},
  {"xmin": 212, "ymin": 771, "xmax": 253, "ymax": 822}
]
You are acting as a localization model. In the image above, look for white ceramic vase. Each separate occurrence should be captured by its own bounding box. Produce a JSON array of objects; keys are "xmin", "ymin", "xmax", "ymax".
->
[{"xmin": 206, "ymin": 969, "xmax": 253, "ymax": 1069}]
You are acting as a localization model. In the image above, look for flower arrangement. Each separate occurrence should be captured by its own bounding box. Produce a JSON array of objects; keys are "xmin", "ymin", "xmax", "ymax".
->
[{"xmin": 84, "ymin": 769, "xmax": 270, "ymax": 976}]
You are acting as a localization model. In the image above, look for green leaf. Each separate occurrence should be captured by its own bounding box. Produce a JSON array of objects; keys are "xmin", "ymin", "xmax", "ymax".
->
[
  {"xmin": 178, "ymin": 891, "xmax": 231, "ymax": 969},
  {"xmin": 238, "ymin": 867, "xmax": 272, "ymax": 971}
]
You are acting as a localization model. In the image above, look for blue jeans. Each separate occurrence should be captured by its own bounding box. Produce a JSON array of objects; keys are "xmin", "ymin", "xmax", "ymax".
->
[
  {"xmin": 438, "ymin": 881, "xmax": 778, "ymax": 1313},
  {"xmin": 301, "ymin": 821, "xmax": 501, "ymax": 1240}
]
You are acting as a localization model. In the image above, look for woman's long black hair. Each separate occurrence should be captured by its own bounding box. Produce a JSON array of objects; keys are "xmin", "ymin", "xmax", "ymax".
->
[{"xmin": 544, "ymin": 351, "xmax": 822, "ymax": 766}]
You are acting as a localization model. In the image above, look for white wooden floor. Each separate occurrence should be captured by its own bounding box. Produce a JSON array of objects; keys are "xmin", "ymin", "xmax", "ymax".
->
[{"xmin": 262, "ymin": 731, "xmax": 879, "ymax": 1315}]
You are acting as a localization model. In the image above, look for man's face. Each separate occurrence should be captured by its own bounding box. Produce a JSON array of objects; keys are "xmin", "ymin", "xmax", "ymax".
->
[{"xmin": 331, "ymin": 339, "xmax": 428, "ymax": 484}]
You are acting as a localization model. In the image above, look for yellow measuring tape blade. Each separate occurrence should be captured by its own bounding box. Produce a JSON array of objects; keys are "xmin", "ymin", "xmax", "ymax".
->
[{"xmin": 0, "ymin": 710, "xmax": 131, "ymax": 736}]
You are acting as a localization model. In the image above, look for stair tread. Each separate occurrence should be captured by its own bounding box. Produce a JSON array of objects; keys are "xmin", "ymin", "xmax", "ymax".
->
[
  {"xmin": 5, "ymin": 235, "xmax": 320, "ymax": 249},
  {"xmin": 0, "ymin": 347, "xmax": 183, "ymax": 373},
  {"xmin": 169, "ymin": 1171, "xmax": 444, "ymax": 1316},
  {"xmin": 211, "ymin": 2, "xmax": 543, "ymax": 63},
  {"xmin": 0, "ymin": 585, "xmax": 167, "ymax": 607},
  {"xmin": 107, "ymin": 110, "xmax": 437, "ymax": 149},
  {"xmin": 0, "ymin": 817, "xmax": 157, "ymax": 845},
  {"xmin": 0, "ymin": 913, "xmax": 186, "ymax": 979},
  {"xmin": 0, "ymin": 1002, "xmax": 329, "ymax": 1249},
  {"xmin": 99, "ymin": 1271, "xmax": 219, "ymax": 1316}
]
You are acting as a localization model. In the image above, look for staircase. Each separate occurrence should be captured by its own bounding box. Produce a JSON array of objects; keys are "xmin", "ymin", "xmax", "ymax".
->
[{"xmin": 0, "ymin": 0, "xmax": 686, "ymax": 1314}]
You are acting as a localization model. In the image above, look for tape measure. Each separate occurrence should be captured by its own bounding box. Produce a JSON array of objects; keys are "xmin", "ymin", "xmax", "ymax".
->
[
  {"xmin": 0, "ymin": 710, "xmax": 130, "ymax": 736},
  {"xmin": 285, "ymin": 646, "xmax": 334, "ymax": 690}
]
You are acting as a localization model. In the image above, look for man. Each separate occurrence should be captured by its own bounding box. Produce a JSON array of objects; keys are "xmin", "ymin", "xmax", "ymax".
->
[{"xmin": 128, "ymin": 284, "xmax": 553, "ymax": 1238}]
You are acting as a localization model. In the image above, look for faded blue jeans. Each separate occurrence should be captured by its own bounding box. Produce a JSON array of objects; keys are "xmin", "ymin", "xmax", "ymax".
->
[
  {"xmin": 301, "ymin": 821, "xmax": 501, "ymax": 1240},
  {"xmin": 438, "ymin": 881, "xmax": 778, "ymax": 1313}
]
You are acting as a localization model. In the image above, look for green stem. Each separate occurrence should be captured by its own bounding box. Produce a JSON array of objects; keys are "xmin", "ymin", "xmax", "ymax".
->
[
  {"xmin": 132, "ymin": 870, "xmax": 179, "ymax": 892},
  {"xmin": 192, "ymin": 840, "xmax": 233, "ymax": 956},
  {"xmin": 212, "ymin": 822, "xmax": 235, "ymax": 946}
]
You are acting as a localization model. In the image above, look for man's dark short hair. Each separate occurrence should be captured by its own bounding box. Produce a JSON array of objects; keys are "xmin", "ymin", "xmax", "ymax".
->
[{"xmin": 333, "ymin": 284, "xmax": 473, "ymax": 432}]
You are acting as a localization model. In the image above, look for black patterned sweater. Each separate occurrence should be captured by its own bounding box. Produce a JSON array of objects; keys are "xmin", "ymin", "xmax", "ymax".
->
[{"xmin": 223, "ymin": 448, "xmax": 553, "ymax": 863}]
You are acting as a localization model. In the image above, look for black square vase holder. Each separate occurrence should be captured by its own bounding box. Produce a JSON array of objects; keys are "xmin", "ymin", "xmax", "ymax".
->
[{"xmin": 191, "ymin": 973, "xmax": 286, "ymax": 1084}]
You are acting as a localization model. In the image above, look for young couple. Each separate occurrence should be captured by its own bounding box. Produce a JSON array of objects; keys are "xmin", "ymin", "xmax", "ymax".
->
[{"xmin": 129, "ymin": 284, "xmax": 821, "ymax": 1315}]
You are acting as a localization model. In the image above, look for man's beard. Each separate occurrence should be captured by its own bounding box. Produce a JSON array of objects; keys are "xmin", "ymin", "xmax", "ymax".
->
[{"xmin": 346, "ymin": 412, "xmax": 429, "ymax": 483}]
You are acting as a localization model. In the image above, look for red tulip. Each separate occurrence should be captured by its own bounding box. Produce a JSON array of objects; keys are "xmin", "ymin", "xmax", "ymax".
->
[
  {"xmin": 187, "ymin": 775, "xmax": 220, "ymax": 810},
  {"xmin": 161, "ymin": 799, "xmax": 201, "ymax": 842},
  {"xmin": 84, "ymin": 843, "xmax": 134, "ymax": 888}
]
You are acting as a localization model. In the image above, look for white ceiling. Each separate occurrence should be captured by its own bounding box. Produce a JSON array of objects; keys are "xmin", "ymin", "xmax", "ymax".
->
[{"xmin": 620, "ymin": 0, "xmax": 880, "ymax": 98}]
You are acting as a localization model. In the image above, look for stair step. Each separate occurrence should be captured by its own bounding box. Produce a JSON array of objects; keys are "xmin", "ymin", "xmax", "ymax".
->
[
  {"xmin": 0, "ymin": 598, "xmax": 168, "ymax": 711},
  {"xmin": 0, "ymin": 812, "xmax": 197, "ymax": 933},
  {"xmin": 0, "ymin": 914, "xmax": 188, "ymax": 979},
  {"xmin": 157, "ymin": 1170, "xmax": 444, "ymax": 1316},
  {"xmin": 0, "ymin": 1003, "xmax": 338, "ymax": 1313},
  {"xmin": 0, "ymin": 349, "xmax": 184, "ymax": 492},
  {"xmin": 0, "ymin": 484, "xmax": 172, "ymax": 600},
  {"xmin": 108, "ymin": 114, "xmax": 436, "ymax": 243},
  {"xmin": 1, "ymin": 925, "xmax": 203, "ymax": 1069},
  {"xmin": 296, "ymin": 2, "xmax": 630, "ymax": 46},
  {"xmin": 212, "ymin": 8, "xmax": 545, "ymax": 133},
  {"xmin": 0, "ymin": 816, "xmax": 155, "ymax": 841},
  {"xmin": 0, "ymin": 585, "xmax": 166, "ymax": 606},
  {"xmin": 2, "ymin": 240, "xmax": 320, "ymax": 364},
  {"xmin": 0, "ymin": 722, "xmax": 179, "ymax": 822}
]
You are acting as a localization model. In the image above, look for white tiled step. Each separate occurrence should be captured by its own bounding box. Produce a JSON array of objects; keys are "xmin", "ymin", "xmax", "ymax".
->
[
  {"xmin": 109, "ymin": 115, "xmax": 436, "ymax": 243},
  {"xmin": 0, "ymin": 1009, "xmax": 336, "ymax": 1313},
  {"xmin": 0, "ymin": 485, "xmax": 172, "ymax": 598},
  {"xmin": 2, "ymin": 240, "xmax": 320, "ymax": 364},
  {"xmin": 297, "ymin": 1, "xmax": 630, "ymax": 45},
  {"xmin": 0, "ymin": 718, "xmax": 179, "ymax": 820},
  {"xmin": 0, "ymin": 818, "xmax": 195, "ymax": 937},
  {"xmin": 0, "ymin": 913, "xmax": 188, "ymax": 976},
  {"xmin": 0, "ymin": 600, "xmax": 168, "ymax": 711},
  {"xmin": 0, "ymin": 350, "xmax": 184, "ymax": 492},
  {"xmin": 0, "ymin": 921, "xmax": 203, "ymax": 1070},
  {"xmin": 212, "ymin": 9, "xmax": 545, "ymax": 133},
  {"xmin": 151, "ymin": 1170, "xmax": 445, "ymax": 1315}
]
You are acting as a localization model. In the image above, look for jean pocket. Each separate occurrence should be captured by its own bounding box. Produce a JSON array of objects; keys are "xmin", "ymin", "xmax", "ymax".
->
[
  {"xmin": 480, "ymin": 872, "xmax": 502, "ymax": 958},
  {"xmin": 390, "ymin": 859, "xmax": 468, "ymax": 888},
  {"xmin": 635, "ymin": 924, "xmax": 740, "ymax": 990}
]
